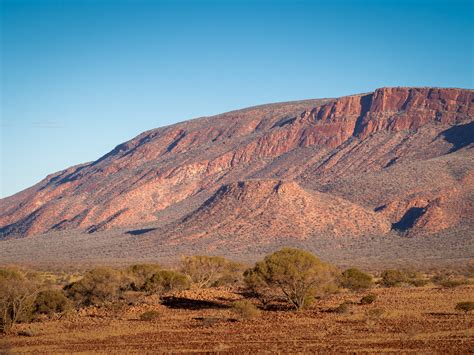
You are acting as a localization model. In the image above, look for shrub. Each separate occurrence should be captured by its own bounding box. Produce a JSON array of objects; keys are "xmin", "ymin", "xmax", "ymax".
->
[
  {"xmin": 32, "ymin": 289, "xmax": 70, "ymax": 315},
  {"xmin": 127, "ymin": 264, "xmax": 161, "ymax": 290},
  {"xmin": 380, "ymin": 269, "xmax": 408, "ymax": 287},
  {"xmin": 246, "ymin": 248, "xmax": 337, "ymax": 310},
  {"xmin": 366, "ymin": 308, "xmax": 384, "ymax": 319},
  {"xmin": 140, "ymin": 310, "xmax": 160, "ymax": 321},
  {"xmin": 232, "ymin": 300, "xmax": 260, "ymax": 320},
  {"xmin": 142, "ymin": 270, "xmax": 190, "ymax": 295},
  {"xmin": 0, "ymin": 268, "xmax": 41, "ymax": 334},
  {"xmin": 334, "ymin": 302, "xmax": 351, "ymax": 314},
  {"xmin": 64, "ymin": 267, "xmax": 127, "ymax": 307},
  {"xmin": 455, "ymin": 301, "xmax": 474, "ymax": 313},
  {"xmin": 340, "ymin": 268, "xmax": 373, "ymax": 290},
  {"xmin": 408, "ymin": 278, "xmax": 429, "ymax": 287},
  {"xmin": 180, "ymin": 256, "xmax": 243, "ymax": 288},
  {"xmin": 431, "ymin": 274, "xmax": 470, "ymax": 288},
  {"xmin": 18, "ymin": 329, "xmax": 35, "ymax": 337},
  {"xmin": 360, "ymin": 294, "xmax": 377, "ymax": 305}
]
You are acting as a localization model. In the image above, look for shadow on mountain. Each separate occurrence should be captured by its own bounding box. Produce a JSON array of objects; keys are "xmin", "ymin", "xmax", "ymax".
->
[
  {"xmin": 441, "ymin": 121, "xmax": 474, "ymax": 153},
  {"xmin": 392, "ymin": 207, "xmax": 425, "ymax": 231},
  {"xmin": 126, "ymin": 228, "xmax": 157, "ymax": 236}
]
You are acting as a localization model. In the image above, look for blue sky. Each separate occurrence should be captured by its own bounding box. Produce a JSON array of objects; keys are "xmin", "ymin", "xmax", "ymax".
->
[{"xmin": 1, "ymin": 0, "xmax": 473, "ymax": 198}]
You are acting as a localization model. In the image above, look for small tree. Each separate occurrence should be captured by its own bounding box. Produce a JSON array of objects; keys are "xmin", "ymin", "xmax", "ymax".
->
[
  {"xmin": 247, "ymin": 248, "xmax": 337, "ymax": 310},
  {"xmin": 0, "ymin": 268, "xmax": 40, "ymax": 333},
  {"xmin": 142, "ymin": 270, "xmax": 190, "ymax": 295},
  {"xmin": 339, "ymin": 268, "xmax": 373, "ymax": 290},
  {"xmin": 64, "ymin": 267, "xmax": 126, "ymax": 307},
  {"xmin": 180, "ymin": 256, "xmax": 243, "ymax": 288}
]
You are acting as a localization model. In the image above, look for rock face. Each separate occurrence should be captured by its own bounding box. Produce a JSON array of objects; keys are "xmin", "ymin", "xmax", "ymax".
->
[{"xmin": 1, "ymin": 87, "xmax": 473, "ymax": 245}]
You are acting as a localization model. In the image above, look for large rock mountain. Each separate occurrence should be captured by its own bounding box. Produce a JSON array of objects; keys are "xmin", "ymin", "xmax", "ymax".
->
[{"xmin": 1, "ymin": 87, "xmax": 473, "ymax": 262}]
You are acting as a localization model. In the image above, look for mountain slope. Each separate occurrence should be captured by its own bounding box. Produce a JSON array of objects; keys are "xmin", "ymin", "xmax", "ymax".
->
[
  {"xmin": 0, "ymin": 87, "xmax": 473, "ymax": 248},
  {"xmin": 173, "ymin": 179, "xmax": 390, "ymax": 240}
]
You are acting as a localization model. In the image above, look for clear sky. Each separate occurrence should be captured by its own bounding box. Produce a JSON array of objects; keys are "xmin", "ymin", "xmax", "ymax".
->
[{"xmin": 1, "ymin": 0, "xmax": 473, "ymax": 198}]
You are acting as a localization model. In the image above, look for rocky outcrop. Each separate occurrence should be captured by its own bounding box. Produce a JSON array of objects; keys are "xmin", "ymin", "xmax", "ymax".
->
[
  {"xmin": 355, "ymin": 87, "xmax": 474, "ymax": 138},
  {"xmin": 0, "ymin": 87, "xmax": 472, "ymax": 240}
]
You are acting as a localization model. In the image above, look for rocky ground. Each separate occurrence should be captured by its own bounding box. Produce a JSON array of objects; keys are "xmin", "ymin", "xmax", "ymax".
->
[{"xmin": 1, "ymin": 286, "xmax": 473, "ymax": 353}]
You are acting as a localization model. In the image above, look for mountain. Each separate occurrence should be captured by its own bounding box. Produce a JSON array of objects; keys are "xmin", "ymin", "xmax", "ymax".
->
[{"xmin": 1, "ymin": 87, "xmax": 473, "ymax": 265}]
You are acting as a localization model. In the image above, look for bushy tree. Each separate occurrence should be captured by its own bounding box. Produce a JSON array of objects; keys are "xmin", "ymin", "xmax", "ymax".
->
[
  {"xmin": 339, "ymin": 268, "xmax": 373, "ymax": 290},
  {"xmin": 0, "ymin": 268, "xmax": 40, "ymax": 333},
  {"xmin": 180, "ymin": 256, "xmax": 243, "ymax": 288},
  {"xmin": 142, "ymin": 270, "xmax": 190, "ymax": 295},
  {"xmin": 64, "ymin": 267, "xmax": 127, "ymax": 306},
  {"xmin": 127, "ymin": 264, "xmax": 161, "ymax": 290},
  {"xmin": 245, "ymin": 248, "xmax": 337, "ymax": 310},
  {"xmin": 32, "ymin": 289, "xmax": 70, "ymax": 315}
]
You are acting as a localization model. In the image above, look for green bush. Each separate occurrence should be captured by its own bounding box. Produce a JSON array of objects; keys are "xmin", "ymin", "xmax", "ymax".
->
[
  {"xmin": 127, "ymin": 264, "xmax": 161, "ymax": 290},
  {"xmin": 246, "ymin": 248, "xmax": 337, "ymax": 310},
  {"xmin": 380, "ymin": 269, "xmax": 408, "ymax": 287},
  {"xmin": 64, "ymin": 267, "xmax": 127, "ymax": 307},
  {"xmin": 180, "ymin": 256, "xmax": 243, "ymax": 288},
  {"xmin": 0, "ymin": 268, "xmax": 41, "ymax": 333},
  {"xmin": 142, "ymin": 270, "xmax": 190, "ymax": 295},
  {"xmin": 32, "ymin": 289, "xmax": 70, "ymax": 315},
  {"xmin": 340, "ymin": 268, "xmax": 373, "ymax": 290},
  {"xmin": 455, "ymin": 301, "xmax": 474, "ymax": 313},
  {"xmin": 359, "ymin": 294, "xmax": 377, "ymax": 305},
  {"xmin": 140, "ymin": 310, "xmax": 160, "ymax": 321},
  {"xmin": 232, "ymin": 300, "xmax": 260, "ymax": 320}
]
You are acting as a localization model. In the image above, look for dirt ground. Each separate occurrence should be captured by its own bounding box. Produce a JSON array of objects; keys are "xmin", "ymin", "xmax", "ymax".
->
[{"xmin": 1, "ymin": 286, "xmax": 473, "ymax": 353}]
